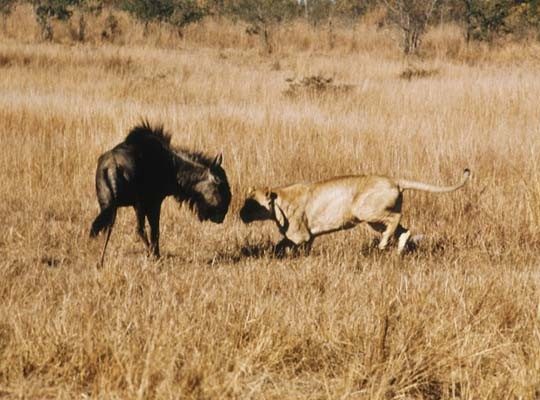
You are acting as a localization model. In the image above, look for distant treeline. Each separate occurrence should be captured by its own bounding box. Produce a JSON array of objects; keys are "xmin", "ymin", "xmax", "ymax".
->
[{"xmin": 1, "ymin": 0, "xmax": 539, "ymax": 52}]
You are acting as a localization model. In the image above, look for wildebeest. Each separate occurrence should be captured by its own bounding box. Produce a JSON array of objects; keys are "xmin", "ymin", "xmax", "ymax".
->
[{"xmin": 90, "ymin": 121, "xmax": 232, "ymax": 265}]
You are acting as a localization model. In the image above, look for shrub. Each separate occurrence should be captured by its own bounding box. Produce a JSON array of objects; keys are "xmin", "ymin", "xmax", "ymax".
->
[
  {"xmin": 284, "ymin": 75, "xmax": 353, "ymax": 98},
  {"xmin": 228, "ymin": 0, "xmax": 300, "ymax": 54},
  {"xmin": 122, "ymin": 0, "xmax": 205, "ymax": 37}
]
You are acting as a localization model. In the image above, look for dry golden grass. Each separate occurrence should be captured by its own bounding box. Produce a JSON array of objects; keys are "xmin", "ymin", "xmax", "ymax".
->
[{"xmin": 1, "ymin": 7, "xmax": 540, "ymax": 399}]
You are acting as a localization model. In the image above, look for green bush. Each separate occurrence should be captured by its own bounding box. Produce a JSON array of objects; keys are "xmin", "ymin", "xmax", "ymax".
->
[{"xmin": 122, "ymin": 0, "xmax": 205, "ymax": 36}]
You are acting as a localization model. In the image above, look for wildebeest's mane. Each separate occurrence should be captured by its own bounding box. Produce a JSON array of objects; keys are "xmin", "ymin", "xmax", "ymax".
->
[
  {"xmin": 124, "ymin": 121, "xmax": 172, "ymax": 148},
  {"xmin": 170, "ymin": 147, "xmax": 214, "ymax": 214},
  {"xmin": 173, "ymin": 146, "xmax": 215, "ymax": 169},
  {"xmin": 124, "ymin": 121, "xmax": 215, "ymax": 169},
  {"xmin": 173, "ymin": 178, "xmax": 208, "ymax": 219},
  {"xmin": 171, "ymin": 148, "xmax": 228, "ymax": 220}
]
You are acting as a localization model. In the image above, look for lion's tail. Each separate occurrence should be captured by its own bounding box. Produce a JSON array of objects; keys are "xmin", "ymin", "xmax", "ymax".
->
[{"xmin": 398, "ymin": 169, "xmax": 470, "ymax": 193}]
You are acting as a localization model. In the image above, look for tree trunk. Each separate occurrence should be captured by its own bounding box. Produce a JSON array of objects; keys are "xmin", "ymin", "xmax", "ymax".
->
[
  {"xmin": 143, "ymin": 21, "xmax": 149, "ymax": 37},
  {"xmin": 327, "ymin": 19, "xmax": 335, "ymax": 50},
  {"xmin": 464, "ymin": 0, "xmax": 473, "ymax": 43},
  {"xmin": 403, "ymin": 29, "xmax": 411, "ymax": 54},
  {"xmin": 77, "ymin": 13, "xmax": 86, "ymax": 42},
  {"xmin": 1, "ymin": 15, "xmax": 7, "ymax": 34},
  {"xmin": 35, "ymin": 6, "xmax": 53, "ymax": 42},
  {"xmin": 263, "ymin": 26, "xmax": 272, "ymax": 54},
  {"xmin": 40, "ymin": 18, "xmax": 53, "ymax": 41}
]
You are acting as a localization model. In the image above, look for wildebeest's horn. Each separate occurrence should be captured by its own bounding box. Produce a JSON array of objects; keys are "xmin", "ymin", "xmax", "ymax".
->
[{"xmin": 213, "ymin": 153, "xmax": 223, "ymax": 167}]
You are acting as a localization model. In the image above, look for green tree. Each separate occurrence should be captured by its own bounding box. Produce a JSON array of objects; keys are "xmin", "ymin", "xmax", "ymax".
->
[
  {"xmin": 228, "ymin": 0, "xmax": 300, "ymax": 53},
  {"xmin": 440, "ymin": 0, "xmax": 525, "ymax": 42},
  {"xmin": 302, "ymin": 0, "xmax": 334, "ymax": 26},
  {"xmin": 332, "ymin": 0, "xmax": 379, "ymax": 21},
  {"xmin": 168, "ymin": 0, "xmax": 205, "ymax": 37},
  {"xmin": 0, "ymin": 0, "xmax": 15, "ymax": 15},
  {"xmin": 122, "ymin": 0, "xmax": 205, "ymax": 36},
  {"xmin": 203, "ymin": 0, "xmax": 227, "ymax": 16},
  {"xmin": 462, "ymin": 0, "xmax": 513, "ymax": 42},
  {"xmin": 384, "ymin": 0, "xmax": 439, "ymax": 54},
  {"xmin": 71, "ymin": 0, "xmax": 103, "ymax": 41},
  {"xmin": 32, "ymin": 0, "xmax": 81, "ymax": 41},
  {"xmin": 521, "ymin": 0, "xmax": 540, "ymax": 37},
  {"xmin": 0, "ymin": 0, "xmax": 16, "ymax": 32}
]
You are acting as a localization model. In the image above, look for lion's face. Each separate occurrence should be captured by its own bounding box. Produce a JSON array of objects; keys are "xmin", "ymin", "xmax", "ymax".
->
[{"xmin": 239, "ymin": 188, "xmax": 275, "ymax": 223}]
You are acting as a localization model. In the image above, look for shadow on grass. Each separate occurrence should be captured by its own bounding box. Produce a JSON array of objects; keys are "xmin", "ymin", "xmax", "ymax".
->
[
  {"xmin": 40, "ymin": 255, "xmax": 68, "ymax": 268},
  {"xmin": 399, "ymin": 235, "xmax": 457, "ymax": 260},
  {"xmin": 207, "ymin": 240, "xmax": 278, "ymax": 265},
  {"xmin": 106, "ymin": 248, "xmax": 196, "ymax": 265},
  {"xmin": 209, "ymin": 236, "xmax": 429, "ymax": 266},
  {"xmin": 357, "ymin": 235, "xmax": 429, "ymax": 258}
]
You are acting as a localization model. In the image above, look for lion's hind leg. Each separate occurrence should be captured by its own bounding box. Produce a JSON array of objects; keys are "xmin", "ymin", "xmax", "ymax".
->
[
  {"xmin": 367, "ymin": 213, "xmax": 411, "ymax": 253},
  {"xmin": 367, "ymin": 222, "xmax": 385, "ymax": 247},
  {"xmin": 357, "ymin": 186, "xmax": 404, "ymax": 252},
  {"xmin": 376, "ymin": 213, "xmax": 401, "ymax": 250}
]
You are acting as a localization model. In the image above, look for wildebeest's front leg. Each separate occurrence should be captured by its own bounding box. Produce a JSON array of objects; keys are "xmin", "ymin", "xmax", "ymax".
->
[
  {"xmin": 147, "ymin": 202, "xmax": 162, "ymax": 258},
  {"xmin": 134, "ymin": 205, "xmax": 150, "ymax": 249}
]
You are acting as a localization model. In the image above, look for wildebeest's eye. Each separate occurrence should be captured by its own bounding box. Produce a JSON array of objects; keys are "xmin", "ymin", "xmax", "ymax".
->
[{"xmin": 210, "ymin": 173, "xmax": 221, "ymax": 184}]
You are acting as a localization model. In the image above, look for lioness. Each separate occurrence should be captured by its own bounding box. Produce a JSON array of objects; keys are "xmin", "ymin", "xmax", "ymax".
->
[{"xmin": 240, "ymin": 169, "xmax": 470, "ymax": 255}]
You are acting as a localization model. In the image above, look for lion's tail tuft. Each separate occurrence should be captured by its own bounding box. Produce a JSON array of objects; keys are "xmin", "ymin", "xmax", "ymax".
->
[{"xmin": 398, "ymin": 169, "xmax": 470, "ymax": 193}]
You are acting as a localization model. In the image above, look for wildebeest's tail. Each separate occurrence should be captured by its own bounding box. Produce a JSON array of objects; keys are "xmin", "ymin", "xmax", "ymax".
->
[
  {"xmin": 398, "ymin": 169, "xmax": 471, "ymax": 193},
  {"xmin": 90, "ymin": 207, "xmax": 116, "ymax": 237},
  {"xmin": 90, "ymin": 161, "xmax": 119, "ymax": 237}
]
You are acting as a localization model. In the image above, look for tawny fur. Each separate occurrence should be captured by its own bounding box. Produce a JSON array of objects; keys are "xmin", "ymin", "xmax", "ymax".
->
[{"xmin": 239, "ymin": 169, "xmax": 470, "ymax": 255}]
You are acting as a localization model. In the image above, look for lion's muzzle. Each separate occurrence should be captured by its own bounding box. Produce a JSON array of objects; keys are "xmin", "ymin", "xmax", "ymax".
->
[{"xmin": 239, "ymin": 198, "xmax": 269, "ymax": 223}]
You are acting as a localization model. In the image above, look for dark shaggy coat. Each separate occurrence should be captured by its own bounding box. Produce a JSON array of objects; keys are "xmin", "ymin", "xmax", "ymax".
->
[{"xmin": 90, "ymin": 122, "xmax": 231, "ymax": 263}]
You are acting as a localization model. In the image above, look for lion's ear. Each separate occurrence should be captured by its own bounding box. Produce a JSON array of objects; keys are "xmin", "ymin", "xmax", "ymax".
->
[{"xmin": 266, "ymin": 190, "xmax": 277, "ymax": 201}]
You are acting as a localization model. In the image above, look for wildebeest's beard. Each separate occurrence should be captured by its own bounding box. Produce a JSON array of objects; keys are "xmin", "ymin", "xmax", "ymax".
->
[
  {"xmin": 175, "ymin": 192, "xmax": 210, "ymax": 222},
  {"xmin": 240, "ymin": 198, "xmax": 270, "ymax": 223},
  {"xmin": 174, "ymin": 166, "xmax": 231, "ymax": 223},
  {"xmin": 174, "ymin": 184, "xmax": 213, "ymax": 222}
]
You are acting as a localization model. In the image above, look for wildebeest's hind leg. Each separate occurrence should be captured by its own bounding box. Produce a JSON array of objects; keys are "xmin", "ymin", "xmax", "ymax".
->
[
  {"xmin": 147, "ymin": 203, "xmax": 162, "ymax": 258},
  {"xmin": 99, "ymin": 208, "xmax": 117, "ymax": 267},
  {"xmin": 134, "ymin": 205, "xmax": 150, "ymax": 249}
]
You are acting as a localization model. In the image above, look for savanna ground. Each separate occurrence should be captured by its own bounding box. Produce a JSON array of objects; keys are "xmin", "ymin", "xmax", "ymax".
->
[{"xmin": 1, "ymin": 6, "xmax": 540, "ymax": 399}]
